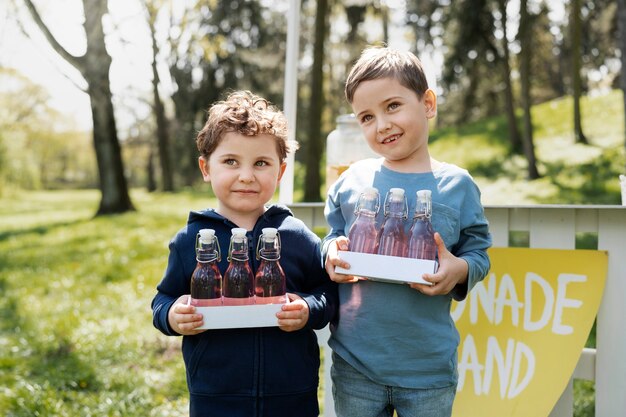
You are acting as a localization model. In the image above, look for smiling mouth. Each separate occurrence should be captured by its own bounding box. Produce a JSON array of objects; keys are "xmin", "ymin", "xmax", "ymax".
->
[{"xmin": 381, "ymin": 134, "xmax": 399, "ymax": 144}]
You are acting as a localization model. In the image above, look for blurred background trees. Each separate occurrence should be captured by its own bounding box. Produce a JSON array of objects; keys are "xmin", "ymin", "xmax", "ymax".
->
[
  {"xmin": 22, "ymin": 0, "xmax": 135, "ymax": 214},
  {"xmin": 1, "ymin": 0, "xmax": 624, "ymax": 208}
]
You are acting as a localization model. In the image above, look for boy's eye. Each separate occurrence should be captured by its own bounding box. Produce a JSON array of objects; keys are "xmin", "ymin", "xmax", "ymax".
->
[
  {"xmin": 360, "ymin": 114, "xmax": 373, "ymax": 123},
  {"xmin": 224, "ymin": 159, "xmax": 237, "ymax": 166},
  {"xmin": 388, "ymin": 102, "xmax": 400, "ymax": 110},
  {"xmin": 255, "ymin": 160, "xmax": 269, "ymax": 167}
]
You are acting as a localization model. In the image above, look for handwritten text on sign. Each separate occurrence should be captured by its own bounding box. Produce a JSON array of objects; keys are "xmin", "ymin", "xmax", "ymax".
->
[{"xmin": 450, "ymin": 248, "xmax": 607, "ymax": 417}]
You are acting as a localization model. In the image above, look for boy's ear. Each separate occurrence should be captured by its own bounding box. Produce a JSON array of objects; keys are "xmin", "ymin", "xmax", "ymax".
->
[
  {"xmin": 198, "ymin": 156, "xmax": 210, "ymax": 182},
  {"xmin": 277, "ymin": 161, "xmax": 287, "ymax": 183},
  {"xmin": 423, "ymin": 89, "xmax": 437, "ymax": 119}
]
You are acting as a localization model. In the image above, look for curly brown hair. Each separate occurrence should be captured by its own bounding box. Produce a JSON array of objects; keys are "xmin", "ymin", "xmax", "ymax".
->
[{"xmin": 196, "ymin": 90, "xmax": 298, "ymax": 161}]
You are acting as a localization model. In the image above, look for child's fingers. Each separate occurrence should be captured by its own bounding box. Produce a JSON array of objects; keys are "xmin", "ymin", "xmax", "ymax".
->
[
  {"xmin": 277, "ymin": 300, "xmax": 307, "ymax": 319},
  {"xmin": 175, "ymin": 302, "xmax": 195, "ymax": 313},
  {"xmin": 277, "ymin": 299, "xmax": 308, "ymax": 331},
  {"xmin": 173, "ymin": 303, "xmax": 204, "ymax": 328},
  {"xmin": 410, "ymin": 281, "xmax": 437, "ymax": 295},
  {"xmin": 280, "ymin": 301, "xmax": 304, "ymax": 312},
  {"xmin": 334, "ymin": 274, "xmax": 360, "ymax": 283},
  {"xmin": 336, "ymin": 236, "xmax": 350, "ymax": 251},
  {"xmin": 326, "ymin": 257, "xmax": 360, "ymax": 283},
  {"xmin": 277, "ymin": 313, "xmax": 306, "ymax": 331},
  {"xmin": 277, "ymin": 319, "xmax": 305, "ymax": 331},
  {"xmin": 277, "ymin": 310, "xmax": 303, "ymax": 321}
]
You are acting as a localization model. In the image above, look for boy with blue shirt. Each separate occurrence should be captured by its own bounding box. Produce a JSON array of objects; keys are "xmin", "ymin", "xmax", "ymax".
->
[
  {"xmin": 152, "ymin": 91, "xmax": 337, "ymax": 417},
  {"xmin": 324, "ymin": 47, "xmax": 492, "ymax": 417}
]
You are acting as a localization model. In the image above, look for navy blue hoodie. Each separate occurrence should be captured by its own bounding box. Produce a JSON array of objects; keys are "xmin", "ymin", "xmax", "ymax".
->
[{"xmin": 152, "ymin": 205, "xmax": 337, "ymax": 417}]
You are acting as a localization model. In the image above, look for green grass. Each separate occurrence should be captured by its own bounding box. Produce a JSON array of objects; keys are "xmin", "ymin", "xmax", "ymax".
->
[
  {"xmin": 0, "ymin": 190, "xmax": 208, "ymax": 416},
  {"xmin": 430, "ymin": 89, "xmax": 625, "ymax": 205}
]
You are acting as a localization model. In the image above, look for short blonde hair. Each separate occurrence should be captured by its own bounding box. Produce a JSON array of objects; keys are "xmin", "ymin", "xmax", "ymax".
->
[
  {"xmin": 196, "ymin": 90, "xmax": 298, "ymax": 160},
  {"xmin": 345, "ymin": 46, "xmax": 429, "ymax": 103}
]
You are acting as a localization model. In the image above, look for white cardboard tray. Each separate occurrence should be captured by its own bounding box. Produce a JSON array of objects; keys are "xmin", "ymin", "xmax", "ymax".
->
[
  {"xmin": 336, "ymin": 250, "xmax": 437, "ymax": 285},
  {"xmin": 195, "ymin": 303, "xmax": 284, "ymax": 329}
]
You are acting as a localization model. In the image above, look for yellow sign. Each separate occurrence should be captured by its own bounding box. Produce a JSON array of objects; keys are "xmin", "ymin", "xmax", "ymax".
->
[{"xmin": 451, "ymin": 247, "xmax": 607, "ymax": 417}]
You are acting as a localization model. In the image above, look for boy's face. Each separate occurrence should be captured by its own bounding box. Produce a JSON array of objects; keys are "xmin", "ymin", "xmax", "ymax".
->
[
  {"xmin": 351, "ymin": 77, "xmax": 437, "ymax": 172},
  {"xmin": 199, "ymin": 132, "xmax": 286, "ymax": 224}
]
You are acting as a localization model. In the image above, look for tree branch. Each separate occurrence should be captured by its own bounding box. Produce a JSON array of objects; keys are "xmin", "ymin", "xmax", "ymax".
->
[
  {"xmin": 12, "ymin": 9, "xmax": 88, "ymax": 92},
  {"xmin": 22, "ymin": 0, "xmax": 86, "ymax": 72}
]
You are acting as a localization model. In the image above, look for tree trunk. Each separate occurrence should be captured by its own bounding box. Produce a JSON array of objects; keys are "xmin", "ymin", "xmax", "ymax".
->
[
  {"xmin": 169, "ymin": 64, "xmax": 217, "ymax": 187},
  {"xmin": 571, "ymin": 0, "xmax": 589, "ymax": 144},
  {"xmin": 345, "ymin": 5, "xmax": 366, "ymax": 43},
  {"xmin": 23, "ymin": 0, "xmax": 134, "ymax": 215},
  {"xmin": 147, "ymin": 148, "xmax": 157, "ymax": 192},
  {"xmin": 381, "ymin": 4, "xmax": 389, "ymax": 45},
  {"xmin": 86, "ymin": 71, "xmax": 134, "ymax": 214},
  {"xmin": 618, "ymin": 0, "xmax": 626, "ymax": 169},
  {"xmin": 83, "ymin": 0, "xmax": 134, "ymax": 214},
  {"xmin": 498, "ymin": 0, "xmax": 522, "ymax": 154},
  {"xmin": 304, "ymin": 0, "xmax": 329, "ymax": 202},
  {"xmin": 146, "ymin": 2, "xmax": 174, "ymax": 191},
  {"xmin": 519, "ymin": 0, "xmax": 540, "ymax": 180}
]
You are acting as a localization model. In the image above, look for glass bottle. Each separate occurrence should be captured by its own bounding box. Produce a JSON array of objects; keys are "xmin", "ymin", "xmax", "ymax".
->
[
  {"xmin": 348, "ymin": 187, "xmax": 380, "ymax": 254},
  {"xmin": 408, "ymin": 190, "xmax": 437, "ymax": 261},
  {"xmin": 223, "ymin": 228, "xmax": 255, "ymax": 306},
  {"xmin": 377, "ymin": 187, "xmax": 408, "ymax": 257},
  {"xmin": 254, "ymin": 228, "xmax": 287, "ymax": 304},
  {"xmin": 190, "ymin": 229, "xmax": 222, "ymax": 306}
]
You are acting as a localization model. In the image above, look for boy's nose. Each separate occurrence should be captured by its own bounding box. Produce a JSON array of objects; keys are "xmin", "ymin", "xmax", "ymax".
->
[
  {"xmin": 238, "ymin": 168, "xmax": 255, "ymax": 182},
  {"xmin": 377, "ymin": 117, "xmax": 391, "ymax": 133}
]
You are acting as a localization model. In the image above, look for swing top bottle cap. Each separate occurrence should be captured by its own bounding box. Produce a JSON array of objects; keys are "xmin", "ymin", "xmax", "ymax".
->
[
  {"xmin": 416, "ymin": 190, "xmax": 432, "ymax": 201},
  {"xmin": 231, "ymin": 228, "xmax": 247, "ymax": 236},
  {"xmin": 199, "ymin": 229, "xmax": 216, "ymax": 239},
  {"xmin": 389, "ymin": 188, "xmax": 405, "ymax": 200},
  {"xmin": 261, "ymin": 227, "xmax": 278, "ymax": 238},
  {"xmin": 362, "ymin": 186, "xmax": 379, "ymax": 196}
]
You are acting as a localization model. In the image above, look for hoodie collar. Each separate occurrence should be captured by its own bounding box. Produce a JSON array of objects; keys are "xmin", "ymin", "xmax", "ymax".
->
[{"xmin": 187, "ymin": 204, "xmax": 293, "ymax": 228}]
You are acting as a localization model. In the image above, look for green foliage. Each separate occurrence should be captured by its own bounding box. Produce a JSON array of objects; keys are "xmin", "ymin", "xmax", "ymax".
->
[
  {"xmin": 0, "ymin": 68, "xmax": 97, "ymax": 191},
  {"xmin": 430, "ymin": 89, "xmax": 625, "ymax": 205},
  {"xmin": 574, "ymin": 380, "xmax": 595, "ymax": 417}
]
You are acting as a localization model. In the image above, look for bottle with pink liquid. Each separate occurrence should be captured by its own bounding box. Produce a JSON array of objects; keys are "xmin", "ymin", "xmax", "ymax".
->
[
  {"xmin": 408, "ymin": 190, "xmax": 437, "ymax": 261},
  {"xmin": 377, "ymin": 188, "xmax": 408, "ymax": 257},
  {"xmin": 254, "ymin": 228, "xmax": 287, "ymax": 304},
  {"xmin": 223, "ymin": 228, "xmax": 255, "ymax": 306},
  {"xmin": 348, "ymin": 187, "xmax": 380, "ymax": 254},
  {"xmin": 190, "ymin": 229, "xmax": 223, "ymax": 307}
]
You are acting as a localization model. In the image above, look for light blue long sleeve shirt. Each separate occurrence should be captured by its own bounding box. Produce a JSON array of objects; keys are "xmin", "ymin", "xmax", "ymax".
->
[{"xmin": 323, "ymin": 158, "xmax": 491, "ymax": 388}]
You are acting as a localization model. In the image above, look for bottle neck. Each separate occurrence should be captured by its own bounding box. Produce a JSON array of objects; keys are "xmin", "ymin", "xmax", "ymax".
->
[
  {"xmin": 414, "ymin": 200, "xmax": 432, "ymax": 220},
  {"xmin": 197, "ymin": 249, "xmax": 218, "ymax": 263},
  {"xmin": 259, "ymin": 248, "xmax": 280, "ymax": 261},
  {"xmin": 229, "ymin": 251, "xmax": 248, "ymax": 262},
  {"xmin": 258, "ymin": 236, "xmax": 279, "ymax": 260},
  {"xmin": 196, "ymin": 242, "xmax": 218, "ymax": 263},
  {"xmin": 229, "ymin": 237, "xmax": 249, "ymax": 262},
  {"xmin": 386, "ymin": 200, "xmax": 405, "ymax": 218},
  {"xmin": 356, "ymin": 209, "xmax": 377, "ymax": 219}
]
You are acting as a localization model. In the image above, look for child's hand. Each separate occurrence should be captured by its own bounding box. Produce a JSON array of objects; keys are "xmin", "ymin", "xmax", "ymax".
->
[
  {"xmin": 277, "ymin": 293, "xmax": 309, "ymax": 332},
  {"xmin": 410, "ymin": 232, "xmax": 469, "ymax": 296},
  {"xmin": 325, "ymin": 236, "xmax": 360, "ymax": 283},
  {"xmin": 168, "ymin": 295, "xmax": 206, "ymax": 335}
]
